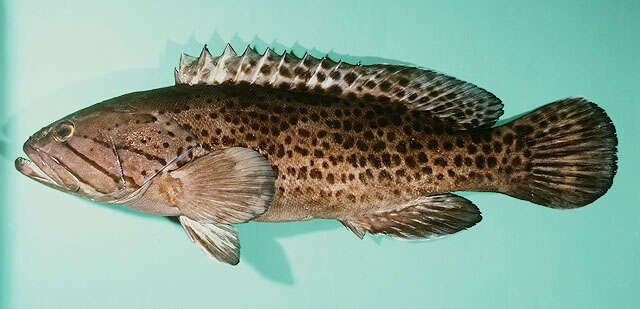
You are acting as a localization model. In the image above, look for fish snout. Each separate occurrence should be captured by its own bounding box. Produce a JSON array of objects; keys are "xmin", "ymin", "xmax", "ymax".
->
[{"xmin": 15, "ymin": 144, "xmax": 59, "ymax": 188}]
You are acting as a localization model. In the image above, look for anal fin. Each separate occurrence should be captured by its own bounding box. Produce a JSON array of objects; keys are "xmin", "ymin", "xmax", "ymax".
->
[
  {"xmin": 179, "ymin": 216, "xmax": 240, "ymax": 265},
  {"xmin": 340, "ymin": 220, "xmax": 366, "ymax": 239},
  {"xmin": 344, "ymin": 194, "xmax": 482, "ymax": 240}
]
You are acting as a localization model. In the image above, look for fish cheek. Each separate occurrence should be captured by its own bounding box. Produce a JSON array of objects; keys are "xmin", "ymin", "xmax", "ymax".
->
[{"xmin": 46, "ymin": 137, "xmax": 122, "ymax": 194}]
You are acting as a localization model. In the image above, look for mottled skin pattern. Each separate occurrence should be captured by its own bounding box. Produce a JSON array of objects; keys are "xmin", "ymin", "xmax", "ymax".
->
[{"xmin": 116, "ymin": 84, "xmax": 522, "ymax": 222}]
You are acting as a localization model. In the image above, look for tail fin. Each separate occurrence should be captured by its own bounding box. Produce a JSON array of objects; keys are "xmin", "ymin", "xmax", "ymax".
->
[{"xmin": 502, "ymin": 97, "xmax": 617, "ymax": 209}]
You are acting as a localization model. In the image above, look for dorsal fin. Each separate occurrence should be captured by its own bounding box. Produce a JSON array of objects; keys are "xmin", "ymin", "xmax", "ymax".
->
[{"xmin": 176, "ymin": 45, "xmax": 504, "ymax": 130}]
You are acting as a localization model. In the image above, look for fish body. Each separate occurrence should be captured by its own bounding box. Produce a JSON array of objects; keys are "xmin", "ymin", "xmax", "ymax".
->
[{"xmin": 16, "ymin": 45, "xmax": 618, "ymax": 264}]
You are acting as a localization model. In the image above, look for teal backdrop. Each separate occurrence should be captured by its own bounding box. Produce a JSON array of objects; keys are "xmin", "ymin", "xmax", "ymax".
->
[{"xmin": 1, "ymin": 1, "xmax": 639, "ymax": 308}]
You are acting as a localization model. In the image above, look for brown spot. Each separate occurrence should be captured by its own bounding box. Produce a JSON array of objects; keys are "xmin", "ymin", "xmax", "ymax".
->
[
  {"xmin": 347, "ymin": 154, "xmax": 358, "ymax": 167},
  {"xmin": 482, "ymin": 144, "xmax": 492, "ymax": 154},
  {"xmin": 512, "ymin": 157, "xmax": 522, "ymax": 166},
  {"xmin": 493, "ymin": 142, "xmax": 503, "ymax": 153},
  {"xmin": 467, "ymin": 144, "xmax": 477, "ymax": 154},
  {"xmin": 381, "ymin": 153, "xmax": 392, "ymax": 166},
  {"xmin": 298, "ymin": 128, "xmax": 310, "ymax": 137},
  {"xmin": 379, "ymin": 170, "xmax": 392, "ymax": 181},
  {"xmin": 294, "ymin": 146, "xmax": 309, "ymax": 156},
  {"xmin": 372, "ymin": 141, "xmax": 386, "ymax": 152},
  {"xmin": 434, "ymin": 157, "xmax": 447, "ymax": 167},
  {"xmin": 514, "ymin": 125, "xmax": 534, "ymax": 135},
  {"xmin": 503, "ymin": 133, "xmax": 514, "ymax": 145},
  {"xmin": 487, "ymin": 156, "xmax": 497, "ymax": 168},
  {"xmin": 475, "ymin": 155, "xmax": 485, "ymax": 169},
  {"xmin": 344, "ymin": 72, "xmax": 357, "ymax": 85},
  {"xmin": 326, "ymin": 173, "xmax": 335, "ymax": 184},
  {"xmin": 417, "ymin": 152, "xmax": 428, "ymax": 163},
  {"xmin": 454, "ymin": 155, "xmax": 463, "ymax": 167},
  {"xmin": 365, "ymin": 80, "xmax": 377, "ymax": 89},
  {"xmin": 368, "ymin": 154, "xmax": 382, "ymax": 168},
  {"xmin": 343, "ymin": 137, "xmax": 355, "ymax": 149},
  {"xmin": 405, "ymin": 156, "xmax": 417, "ymax": 168},
  {"xmin": 380, "ymin": 81, "xmax": 392, "ymax": 91},
  {"xmin": 298, "ymin": 167, "xmax": 308, "ymax": 180},
  {"xmin": 427, "ymin": 139, "xmax": 438, "ymax": 150}
]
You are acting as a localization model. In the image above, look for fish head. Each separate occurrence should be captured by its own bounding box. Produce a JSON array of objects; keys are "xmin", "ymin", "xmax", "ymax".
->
[
  {"xmin": 15, "ymin": 92, "xmax": 154, "ymax": 202},
  {"xmin": 16, "ymin": 88, "xmax": 199, "ymax": 203}
]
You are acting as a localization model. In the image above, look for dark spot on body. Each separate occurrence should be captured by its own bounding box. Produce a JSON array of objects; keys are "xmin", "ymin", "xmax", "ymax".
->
[
  {"xmin": 467, "ymin": 144, "xmax": 477, "ymax": 154},
  {"xmin": 454, "ymin": 155, "xmax": 463, "ymax": 167},
  {"xmin": 434, "ymin": 157, "xmax": 447, "ymax": 167}
]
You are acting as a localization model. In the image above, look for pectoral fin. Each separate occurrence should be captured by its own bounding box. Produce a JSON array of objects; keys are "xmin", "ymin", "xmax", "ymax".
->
[
  {"xmin": 168, "ymin": 147, "xmax": 275, "ymax": 224},
  {"xmin": 179, "ymin": 216, "xmax": 240, "ymax": 265}
]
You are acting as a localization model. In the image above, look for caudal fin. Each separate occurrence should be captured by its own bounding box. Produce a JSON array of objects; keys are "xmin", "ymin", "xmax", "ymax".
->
[{"xmin": 502, "ymin": 97, "xmax": 617, "ymax": 209}]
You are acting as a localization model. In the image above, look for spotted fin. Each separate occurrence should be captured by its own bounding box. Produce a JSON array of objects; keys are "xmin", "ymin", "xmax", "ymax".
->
[
  {"xmin": 179, "ymin": 216, "xmax": 240, "ymax": 265},
  {"xmin": 500, "ymin": 97, "xmax": 618, "ymax": 208},
  {"xmin": 168, "ymin": 147, "xmax": 275, "ymax": 224},
  {"xmin": 176, "ymin": 45, "xmax": 503, "ymax": 130},
  {"xmin": 341, "ymin": 194, "xmax": 482, "ymax": 240}
]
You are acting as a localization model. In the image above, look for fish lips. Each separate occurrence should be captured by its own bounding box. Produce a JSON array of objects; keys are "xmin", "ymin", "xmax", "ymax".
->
[{"xmin": 15, "ymin": 143, "xmax": 72, "ymax": 191}]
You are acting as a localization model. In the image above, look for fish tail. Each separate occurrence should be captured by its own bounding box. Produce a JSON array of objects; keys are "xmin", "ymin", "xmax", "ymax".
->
[{"xmin": 498, "ymin": 97, "xmax": 618, "ymax": 209}]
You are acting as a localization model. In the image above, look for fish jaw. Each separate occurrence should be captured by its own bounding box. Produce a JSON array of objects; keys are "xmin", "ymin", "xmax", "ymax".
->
[{"xmin": 15, "ymin": 145, "xmax": 61, "ymax": 189}]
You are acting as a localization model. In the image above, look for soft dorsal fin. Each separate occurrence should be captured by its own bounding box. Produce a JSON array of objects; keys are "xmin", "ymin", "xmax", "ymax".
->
[{"xmin": 175, "ymin": 44, "xmax": 504, "ymax": 130}]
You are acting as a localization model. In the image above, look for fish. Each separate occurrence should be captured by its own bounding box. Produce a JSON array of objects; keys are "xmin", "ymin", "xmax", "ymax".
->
[{"xmin": 15, "ymin": 44, "xmax": 618, "ymax": 265}]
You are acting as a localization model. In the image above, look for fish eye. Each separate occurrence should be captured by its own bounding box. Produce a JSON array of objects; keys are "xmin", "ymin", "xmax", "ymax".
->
[{"xmin": 53, "ymin": 120, "xmax": 75, "ymax": 142}]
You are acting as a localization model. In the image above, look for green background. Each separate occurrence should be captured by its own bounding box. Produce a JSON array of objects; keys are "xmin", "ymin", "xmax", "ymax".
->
[{"xmin": 2, "ymin": 0, "xmax": 639, "ymax": 308}]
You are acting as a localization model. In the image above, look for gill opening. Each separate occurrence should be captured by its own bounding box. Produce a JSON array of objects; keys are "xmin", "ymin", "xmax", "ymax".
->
[{"xmin": 108, "ymin": 147, "xmax": 194, "ymax": 205}]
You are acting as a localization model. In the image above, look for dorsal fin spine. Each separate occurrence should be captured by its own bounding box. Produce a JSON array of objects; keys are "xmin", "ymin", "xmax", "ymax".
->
[
  {"xmin": 306, "ymin": 56, "xmax": 325, "ymax": 89},
  {"xmin": 197, "ymin": 45, "xmax": 214, "ymax": 84},
  {"xmin": 213, "ymin": 44, "xmax": 237, "ymax": 84},
  {"xmin": 269, "ymin": 50, "xmax": 286, "ymax": 85},
  {"xmin": 233, "ymin": 46, "xmax": 250, "ymax": 83},
  {"xmin": 291, "ymin": 52, "xmax": 309, "ymax": 86},
  {"xmin": 174, "ymin": 68, "xmax": 181, "ymax": 84}
]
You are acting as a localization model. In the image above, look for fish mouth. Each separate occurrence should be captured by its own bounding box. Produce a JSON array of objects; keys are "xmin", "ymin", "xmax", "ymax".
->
[{"xmin": 15, "ymin": 144, "xmax": 69, "ymax": 191}]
